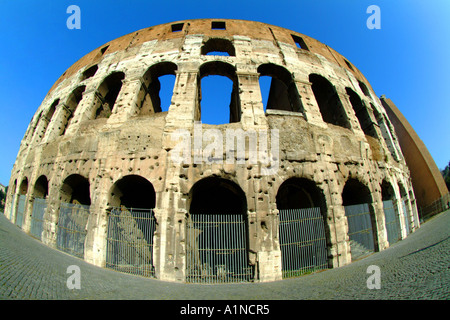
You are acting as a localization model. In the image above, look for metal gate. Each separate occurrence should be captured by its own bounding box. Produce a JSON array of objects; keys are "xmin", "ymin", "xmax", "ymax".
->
[
  {"xmin": 56, "ymin": 202, "xmax": 90, "ymax": 258},
  {"xmin": 30, "ymin": 198, "xmax": 47, "ymax": 240},
  {"xmin": 106, "ymin": 207, "xmax": 156, "ymax": 278},
  {"xmin": 383, "ymin": 200, "xmax": 401, "ymax": 245},
  {"xmin": 344, "ymin": 203, "xmax": 375, "ymax": 260},
  {"xmin": 278, "ymin": 207, "xmax": 328, "ymax": 278},
  {"xmin": 185, "ymin": 213, "xmax": 253, "ymax": 284},
  {"xmin": 402, "ymin": 200, "xmax": 411, "ymax": 236},
  {"xmin": 15, "ymin": 195, "xmax": 26, "ymax": 228}
]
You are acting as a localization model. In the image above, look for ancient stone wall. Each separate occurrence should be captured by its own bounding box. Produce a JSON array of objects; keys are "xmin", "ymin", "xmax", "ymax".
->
[{"xmin": 5, "ymin": 19, "xmax": 419, "ymax": 282}]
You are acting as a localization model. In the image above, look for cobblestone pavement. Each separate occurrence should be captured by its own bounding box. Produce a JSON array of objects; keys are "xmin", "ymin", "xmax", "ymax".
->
[{"xmin": 0, "ymin": 210, "xmax": 449, "ymax": 301}]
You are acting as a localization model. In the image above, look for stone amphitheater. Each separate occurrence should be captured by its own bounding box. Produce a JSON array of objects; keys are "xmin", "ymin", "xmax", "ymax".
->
[{"xmin": 4, "ymin": 19, "xmax": 420, "ymax": 283}]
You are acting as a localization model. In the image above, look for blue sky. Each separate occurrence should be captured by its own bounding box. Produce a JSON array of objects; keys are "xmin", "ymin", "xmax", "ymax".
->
[{"xmin": 0, "ymin": 0, "xmax": 449, "ymax": 186}]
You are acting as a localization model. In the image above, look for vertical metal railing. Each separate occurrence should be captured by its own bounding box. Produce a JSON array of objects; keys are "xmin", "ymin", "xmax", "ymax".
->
[
  {"xmin": 383, "ymin": 200, "xmax": 401, "ymax": 245},
  {"xmin": 344, "ymin": 203, "xmax": 375, "ymax": 260},
  {"xmin": 402, "ymin": 199, "xmax": 411, "ymax": 236},
  {"xmin": 30, "ymin": 197, "xmax": 47, "ymax": 240},
  {"xmin": 15, "ymin": 195, "xmax": 26, "ymax": 228},
  {"xmin": 106, "ymin": 207, "xmax": 156, "ymax": 278},
  {"xmin": 56, "ymin": 202, "xmax": 90, "ymax": 258},
  {"xmin": 185, "ymin": 213, "xmax": 253, "ymax": 284},
  {"xmin": 278, "ymin": 207, "xmax": 328, "ymax": 279}
]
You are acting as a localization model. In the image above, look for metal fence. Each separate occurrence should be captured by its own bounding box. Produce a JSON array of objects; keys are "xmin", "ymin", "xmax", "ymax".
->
[
  {"xmin": 278, "ymin": 207, "xmax": 328, "ymax": 279},
  {"xmin": 15, "ymin": 195, "xmax": 26, "ymax": 228},
  {"xmin": 402, "ymin": 200, "xmax": 411, "ymax": 236},
  {"xmin": 106, "ymin": 207, "xmax": 156, "ymax": 278},
  {"xmin": 185, "ymin": 213, "xmax": 253, "ymax": 284},
  {"xmin": 344, "ymin": 203, "xmax": 375, "ymax": 260},
  {"xmin": 383, "ymin": 200, "xmax": 401, "ymax": 245},
  {"xmin": 30, "ymin": 197, "xmax": 47, "ymax": 240},
  {"xmin": 56, "ymin": 202, "xmax": 90, "ymax": 258}
]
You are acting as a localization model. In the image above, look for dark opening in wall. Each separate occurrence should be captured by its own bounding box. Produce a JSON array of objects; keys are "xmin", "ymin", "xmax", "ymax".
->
[
  {"xmin": 171, "ymin": 23, "xmax": 184, "ymax": 32},
  {"xmin": 258, "ymin": 63, "xmax": 303, "ymax": 114},
  {"xmin": 82, "ymin": 65, "xmax": 98, "ymax": 80},
  {"xmin": 139, "ymin": 62, "xmax": 177, "ymax": 115},
  {"xmin": 34, "ymin": 175, "xmax": 49, "ymax": 199},
  {"xmin": 291, "ymin": 34, "xmax": 309, "ymax": 51},
  {"xmin": 95, "ymin": 72, "xmax": 125, "ymax": 119},
  {"xmin": 344, "ymin": 59, "xmax": 354, "ymax": 71},
  {"xmin": 358, "ymin": 81, "xmax": 371, "ymax": 98},
  {"xmin": 342, "ymin": 178, "xmax": 372, "ymax": 206},
  {"xmin": 211, "ymin": 21, "xmax": 226, "ymax": 30},
  {"xmin": 100, "ymin": 45, "xmax": 109, "ymax": 55},
  {"xmin": 110, "ymin": 175, "xmax": 156, "ymax": 209},
  {"xmin": 309, "ymin": 74, "xmax": 350, "ymax": 129},
  {"xmin": 189, "ymin": 177, "xmax": 246, "ymax": 215},
  {"xmin": 276, "ymin": 178, "xmax": 325, "ymax": 210},
  {"xmin": 198, "ymin": 61, "xmax": 240, "ymax": 124},
  {"xmin": 381, "ymin": 180, "xmax": 395, "ymax": 201},
  {"xmin": 201, "ymin": 38, "xmax": 235, "ymax": 56},
  {"xmin": 60, "ymin": 174, "xmax": 91, "ymax": 206},
  {"xmin": 345, "ymin": 87, "xmax": 378, "ymax": 138},
  {"xmin": 61, "ymin": 85, "xmax": 86, "ymax": 135}
]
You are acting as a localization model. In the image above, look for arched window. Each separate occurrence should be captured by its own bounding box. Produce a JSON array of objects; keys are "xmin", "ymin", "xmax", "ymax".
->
[
  {"xmin": 60, "ymin": 174, "xmax": 91, "ymax": 206},
  {"xmin": 201, "ymin": 38, "xmax": 235, "ymax": 56},
  {"xmin": 345, "ymin": 87, "xmax": 378, "ymax": 138},
  {"xmin": 60, "ymin": 86, "xmax": 86, "ymax": 135},
  {"xmin": 198, "ymin": 61, "xmax": 241, "ymax": 124},
  {"xmin": 276, "ymin": 178, "xmax": 329, "ymax": 278},
  {"xmin": 258, "ymin": 63, "xmax": 303, "ymax": 114},
  {"xmin": 309, "ymin": 74, "xmax": 350, "ymax": 129},
  {"xmin": 95, "ymin": 72, "xmax": 125, "ymax": 119},
  {"xmin": 138, "ymin": 62, "xmax": 177, "ymax": 115},
  {"xmin": 186, "ymin": 177, "xmax": 252, "ymax": 283}
]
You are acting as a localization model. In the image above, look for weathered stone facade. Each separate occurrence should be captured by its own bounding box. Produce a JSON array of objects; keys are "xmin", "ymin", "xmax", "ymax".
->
[{"xmin": 5, "ymin": 19, "xmax": 419, "ymax": 283}]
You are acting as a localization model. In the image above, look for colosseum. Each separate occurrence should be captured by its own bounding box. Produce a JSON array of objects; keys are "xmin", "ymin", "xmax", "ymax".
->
[{"xmin": 4, "ymin": 19, "xmax": 420, "ymax": 283}]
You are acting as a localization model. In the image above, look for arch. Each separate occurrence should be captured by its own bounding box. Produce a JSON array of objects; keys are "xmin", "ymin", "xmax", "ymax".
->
[
  {"xmin": 82, "ymin": 64, "xmax": 98, "ymax": 81},
  {"xmin": 30, "ymin": 175, "xmax": 49, "ymax": 239},
  {"xmin": 15, "ymin": 177, "xmax": 29, "ymax": 227},
  {"xmin": 33, "ymin": 175, "xmax": 49, "ymax": 199},
  {"xmin": 38, "ymin": 99, "xmax": 59, "ymax": 141},
  {"xmin": 60, "ymin": 85, "xmax": 86, "ymax": 135},
  {"xmin": 139, "ymin": 62, "xmax": 178, "ymax": 115},
  {"xmin": 381, "ymin": 179, "xmax": 401, "ymax": 245},
  {"xmin": 276, "ymin": 177, "xmax": 329, "ymax": 278},
  {"xmin": 345, "ymin": 87, "xmax": 378, "ymax": 138},
  {"xmin": 342, "ymin": 178, "xmax": 377, "ymax": 260},
  {"xmin": 95, "ymin": 72, "xmax": 125, "ymax": 119},
  {"xmin": 60, "ymin": 174, "xmax": 91, "ymax": 206},
  {"xmin": 109, "ymin": 175, "xmax": 156, "ymax": 210},
  {"xmin": 106, "ymin": 175, "xmax": 157, "ymax": 277},
  {"xmin": 198, "ymin": 61, "xmax": 241, "ymax": 124},
  {"xmin": 398, "ymin": 182, "xmax": 412, "ymax": 235},
  {"xmin": 358, "ymin": 80, "xmax": 371, "ymax": 98},
  {"xmin": 186, "ymin": 176, "xmax": 252, "ymax": 283},
  {"xmin": 309, "ymin": 74, "xmax": 350, "ymax": 129},
  {"xmin": 201, "ymin": 38, "xmax": 235, "ymax": 56},
  {"xmin": 258, "ymin": 63, "xmax": 303, "ymax": 113},
  {"xmin": 189, "ymin": 176, "xmax": 246, "ymax": 215}
]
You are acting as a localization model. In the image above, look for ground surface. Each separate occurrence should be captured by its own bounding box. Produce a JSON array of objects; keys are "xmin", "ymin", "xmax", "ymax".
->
[{"xmin": 0, "ymin": 210, "xmax": 448, "ymax": 302}]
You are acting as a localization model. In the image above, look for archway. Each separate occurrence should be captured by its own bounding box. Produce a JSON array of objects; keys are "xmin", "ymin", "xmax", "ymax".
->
[
  {"xmin": 381, "ymin": 180, "xmax": 401, "ymax": 245},
  {"xmin": 276, "ymin": 178, "xmax": 329, "ymax": 278},
  {"xmin": 106, "ymin": 175, "xmax": 157, "ymax": 277},
  {"xmin": 186, "ymin": 176, "xmax": 252, "ymax": 283},
  {"xmin": 342, "ymin": 178, "xmax": 377, "ymax": 260}
]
